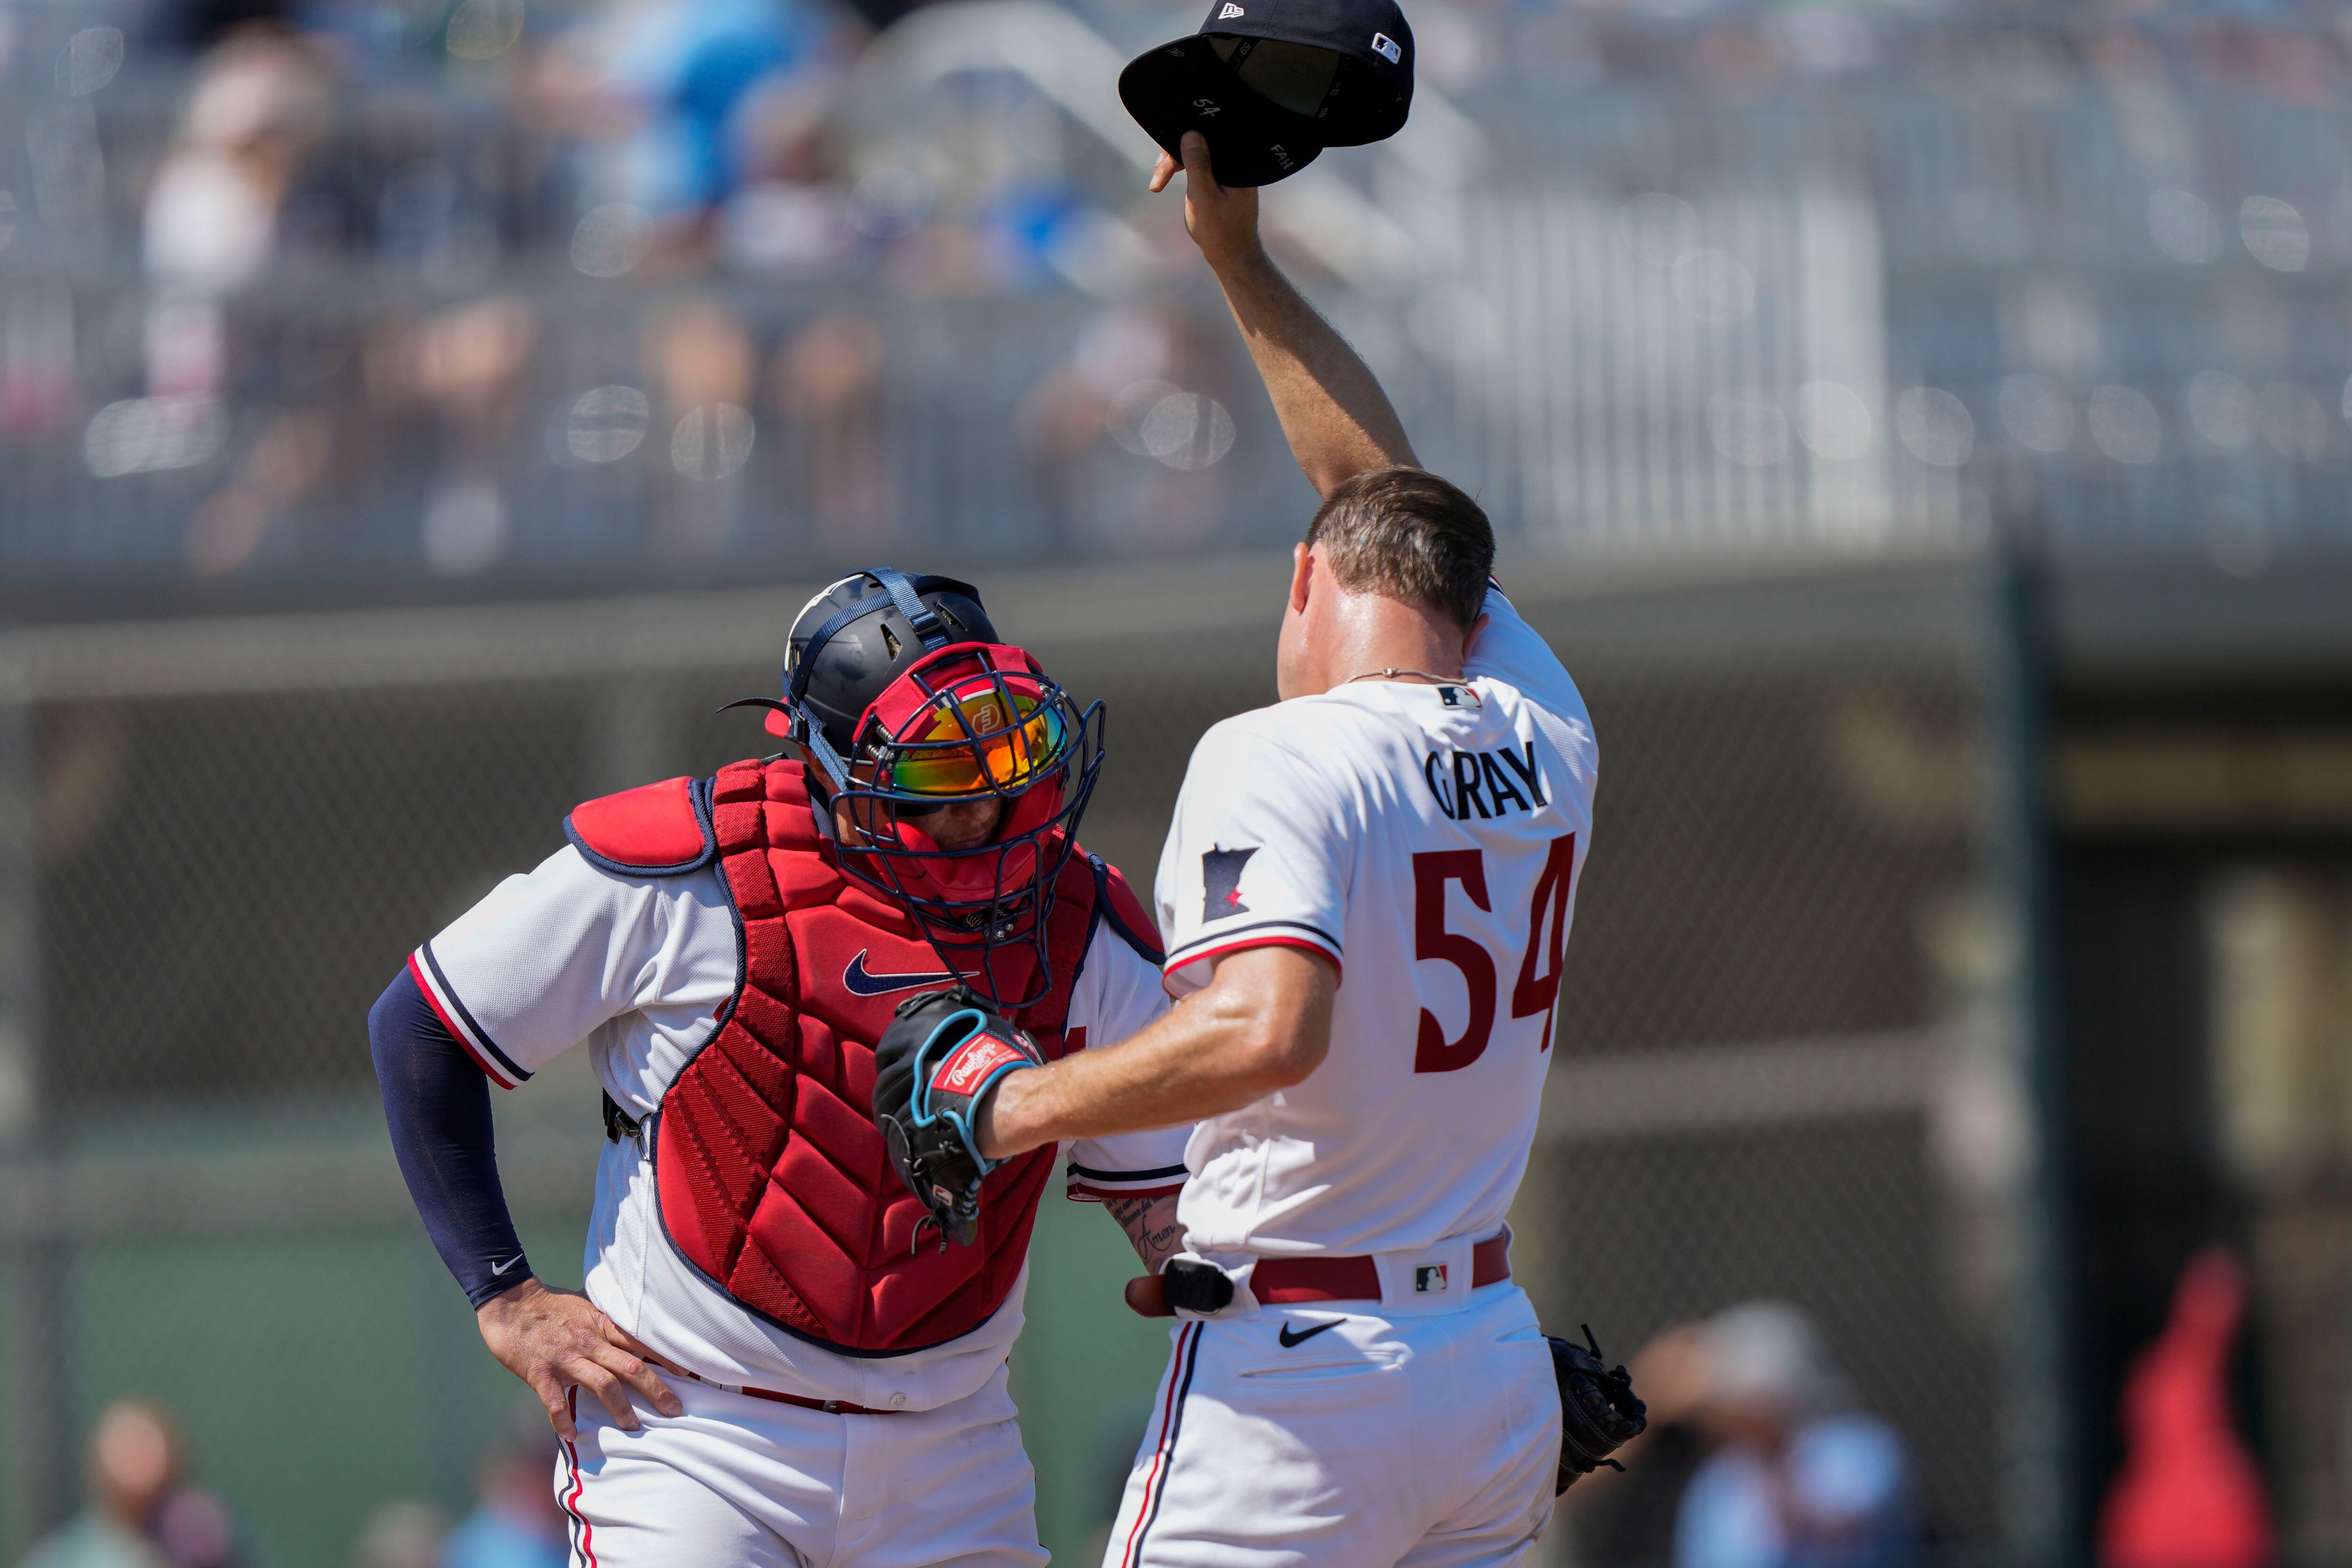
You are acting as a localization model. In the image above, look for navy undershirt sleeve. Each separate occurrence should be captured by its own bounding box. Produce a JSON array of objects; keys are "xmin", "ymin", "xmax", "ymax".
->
[{"xmin": 369, "ymin": 967, "xmax": 532, "ymax": 1307}]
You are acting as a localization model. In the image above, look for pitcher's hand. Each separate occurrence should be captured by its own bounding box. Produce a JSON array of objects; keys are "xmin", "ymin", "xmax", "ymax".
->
[
  {"xmin": 1150, "ymin": 131, "xmax": 1262, "ymax": 272},
  {"xmin": 477, "ymin": 1276, "xmax": 683, "ymax": 1439}
]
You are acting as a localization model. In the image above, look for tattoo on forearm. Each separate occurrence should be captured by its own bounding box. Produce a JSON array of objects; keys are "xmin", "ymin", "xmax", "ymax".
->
[{"xmin": 1105, "ymin": 1195, "xmax": 1186, "ymax": 1273}]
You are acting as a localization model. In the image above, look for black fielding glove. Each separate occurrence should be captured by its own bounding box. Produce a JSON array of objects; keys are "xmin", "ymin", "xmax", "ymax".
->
[
  {"xmin": 1551, "ymin": 1325, "xmax": 1648, "ymax": 1494},
  {"xmin": 870, "ymin": 985, "xmax": 1046, "ymax": 1250}
]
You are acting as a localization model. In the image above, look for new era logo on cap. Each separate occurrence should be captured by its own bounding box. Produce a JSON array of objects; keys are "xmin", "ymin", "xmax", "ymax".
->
[
  {"xmin": 1371, "ymin": 31, "xmax": 1401, "ymax": 63},
  {"xmin": 1219, "ymin": 3, "xmax": 1245, "ymax": 16}
]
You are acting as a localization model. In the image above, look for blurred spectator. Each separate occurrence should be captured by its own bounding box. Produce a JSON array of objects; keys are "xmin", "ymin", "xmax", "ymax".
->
[
  {"xmin": 1012, "ymin": 306, "xmax": 1245, "ymax": 554},
  {"xmin": 718, "ymin": 74, "xmax": 857, "ymax": 274},
  {"xmin": 351, "ymin": 1502, "xmax": 447, "ymax": 1568},
  {"xmin": 439, "ymin": 1425, "xmax": 566, "ymax": 1568},
  {"xmin": 2098, "ymin": 1249, "xmax": 2272, "ymax": 1568},
  {"xmin": 532, "ymin": 0, "xmax": 859, "ymax": 263},
  {"xmin": 1675, "ymin": 1303, "xmax": 1915, "ymax": 1568},
  {"xmin": 142, "ymin": 25, "xmax": 335, "ymax": 300},
  {"xmin": 1565, "ymin": 1322, "xmax": 1718, "ymax": 1568},
  {"xmin": 776, "ymin": 310, "xmax": 891, "ymax": 553},
  {"xmin": 17, "ymin": 1400, "xmax": 248, "ymax": 1568},
  {"xmin": 151, "ymin": 0, "xmax": 294, "ymax": 55},
  {"xmin": 137, "ymin": 14, "xmax": 337, "ymax": 512}
]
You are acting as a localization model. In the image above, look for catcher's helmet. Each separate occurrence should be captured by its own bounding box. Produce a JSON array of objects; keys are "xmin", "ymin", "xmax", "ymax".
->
[
  {"xmin": 727, "ymin": 568, "xmax": 1105, "ymax": 1011},
  {"xmin": 783, "ymin": 572, "xmax": 999, "ymax": 761}
]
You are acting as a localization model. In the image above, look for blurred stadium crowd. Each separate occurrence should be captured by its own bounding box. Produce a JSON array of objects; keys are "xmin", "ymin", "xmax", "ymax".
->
[{"xmin": 3, "ymin": 0, "xmax": 2352, "ymax": 595}]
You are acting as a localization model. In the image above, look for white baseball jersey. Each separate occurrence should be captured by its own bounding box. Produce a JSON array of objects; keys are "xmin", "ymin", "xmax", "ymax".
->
[
  {"xmin": 1155, "ymin": 583, "xmax": 1596, "ymax": 1260},
  {"xmin": 413, "ymin": 847, "xmax": 1188, "ymax": 1411}
]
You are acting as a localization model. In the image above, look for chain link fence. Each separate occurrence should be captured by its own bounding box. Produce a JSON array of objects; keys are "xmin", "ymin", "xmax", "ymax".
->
[{"xmin": 0, "ymin": 556, "xmax": 2051, "ymax": 1566}]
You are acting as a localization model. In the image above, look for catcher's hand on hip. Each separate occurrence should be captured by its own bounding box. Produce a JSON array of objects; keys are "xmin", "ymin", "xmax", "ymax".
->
[
  {"xmin": 476, "ymin": 1276, "xmax": 681, "ymax": 1440},
  {"xmin": 871, "ymin": 985, "xmax": 1046, "ymax": 1250},
  {"xmin": 1551, "ymin": 1325, "xmax": 1648, "ymax": 1494}
]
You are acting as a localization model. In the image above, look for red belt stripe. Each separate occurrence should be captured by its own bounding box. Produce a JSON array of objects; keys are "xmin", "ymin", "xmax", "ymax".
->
[
  {"xmin": 1251, "ymin": 1231, "xmax": 1512, "ymax": 1304},
  {"xmin": 643, "ymin": 1349, "xmax": 902, "ymax": 1415}
]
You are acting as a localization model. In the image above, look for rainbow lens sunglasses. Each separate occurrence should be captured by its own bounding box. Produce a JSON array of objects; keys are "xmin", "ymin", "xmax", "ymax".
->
[
  {"xmin": 845, "ymin": 642, "xmax": 1076, "ymax": 805},
  {"xmin": 880, "ymin": 682, "xmax": 1070, "ymax": 800}
]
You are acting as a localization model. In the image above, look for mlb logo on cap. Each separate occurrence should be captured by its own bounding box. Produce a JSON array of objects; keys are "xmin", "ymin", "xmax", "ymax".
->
[{"xmin": 1371, "ymin": 32, "xmax": 1400, "ymax": 63}]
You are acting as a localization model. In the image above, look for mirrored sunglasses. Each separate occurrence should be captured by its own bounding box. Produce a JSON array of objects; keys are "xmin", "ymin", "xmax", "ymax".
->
[{"xmin": 882, "ymin": 685, "xmax": 1069, "ymax": 799}]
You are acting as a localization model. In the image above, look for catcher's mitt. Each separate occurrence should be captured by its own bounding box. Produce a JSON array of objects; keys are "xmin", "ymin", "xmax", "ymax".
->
[
  {"xmin": 871, "ymin": 986, "xmax": 1046, "ymax": 1250},
  {"xmin": 1550, "ymin": 1324, "xmax": 1648, "ymax": 1494}
]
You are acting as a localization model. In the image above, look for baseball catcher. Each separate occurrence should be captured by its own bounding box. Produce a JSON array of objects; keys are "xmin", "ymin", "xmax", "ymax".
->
[{"xmin": 368, "ymin": 570, "xmax": 1189, "ymax": 1567}]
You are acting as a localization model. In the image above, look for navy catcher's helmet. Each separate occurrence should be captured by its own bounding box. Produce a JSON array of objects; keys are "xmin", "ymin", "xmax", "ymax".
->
[{"xmin": 784, "ymin": 573, "xmax": 999, "ymax": 761}]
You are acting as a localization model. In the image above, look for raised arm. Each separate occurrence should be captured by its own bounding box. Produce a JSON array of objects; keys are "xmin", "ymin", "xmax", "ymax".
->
[{"xmin": 1152, "ymin": 132, "xmax": 1417, "ymax": 497}]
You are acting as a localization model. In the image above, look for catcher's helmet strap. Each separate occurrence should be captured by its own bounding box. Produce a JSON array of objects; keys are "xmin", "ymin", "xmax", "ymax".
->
[
  {"xmin": 803, "ymin": 725, "xmax": 853, "ymax": 792},
  {"xmin": 718, "ymin": 695, "xmax": 853, "ymax": 790},
  {"xmin": 866, "ymin": 566, "xmax": 951, "ymax": 651}
]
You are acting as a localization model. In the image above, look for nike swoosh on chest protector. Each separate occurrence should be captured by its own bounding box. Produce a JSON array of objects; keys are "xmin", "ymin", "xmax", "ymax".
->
[{"xmin": 842, "ymin": 950, "xmax": 956, "ymax": 997}]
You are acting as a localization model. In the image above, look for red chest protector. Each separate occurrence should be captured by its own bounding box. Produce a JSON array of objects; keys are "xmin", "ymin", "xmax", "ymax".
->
[{"xmin": 566, "ymin": 756, "xmax": 1154, "ymax": 1355}]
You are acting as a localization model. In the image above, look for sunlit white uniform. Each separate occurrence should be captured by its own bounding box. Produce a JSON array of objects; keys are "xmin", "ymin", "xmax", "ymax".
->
[
  {"xmin": 418, "ymin": 849, "xmax": 1188, "ymax": 1567},
  {"xmin": 1104, "ymin": 584, "xmax": 1597, "ymax": 1568}
]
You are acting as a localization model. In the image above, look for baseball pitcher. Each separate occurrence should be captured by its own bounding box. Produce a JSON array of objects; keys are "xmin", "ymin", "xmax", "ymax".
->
[
  {"xmin": 917, "ymin": 135, "xmax": 1641, "ymax": 1566},
  {"xmin": 368, "ymin": 573, "xmax": 1189, "ymax": 1566}
]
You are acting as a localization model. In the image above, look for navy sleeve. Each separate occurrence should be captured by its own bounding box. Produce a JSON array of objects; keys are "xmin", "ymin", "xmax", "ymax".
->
[{"xmin": 369, "ymin": 967, "xmax": 533, "ymax": 1307}]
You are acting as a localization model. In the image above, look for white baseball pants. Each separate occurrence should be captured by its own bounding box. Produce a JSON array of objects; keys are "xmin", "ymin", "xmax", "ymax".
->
[
  {"xmin": 552, "ymin": 1358, "xmax": 1047, "ymax": 1568},
  {"xmin": 1102, "ymin": 1280, "xmax": 1559, "ymax": 1568}
]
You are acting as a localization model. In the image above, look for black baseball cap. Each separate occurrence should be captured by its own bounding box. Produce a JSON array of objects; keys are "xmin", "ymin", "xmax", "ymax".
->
[{"xmin": 1119, "ymin": 0, "xmax": 1415, "ymax": 188}]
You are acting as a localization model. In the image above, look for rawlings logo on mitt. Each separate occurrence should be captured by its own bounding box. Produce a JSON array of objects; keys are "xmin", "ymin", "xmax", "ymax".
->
[
  {"xmin": 870, "ymin": 986, "xmax": 1046, "ymax": 1250},
  {"xmin": 934, "ymin": 1034, "xmax": 1031, "ymax": 1097}
]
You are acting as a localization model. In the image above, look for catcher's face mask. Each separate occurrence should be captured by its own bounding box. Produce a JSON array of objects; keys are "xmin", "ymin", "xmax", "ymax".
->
[{"xmin": 809, "ymin": 642, "xmax": 1104, "ymax": 1011}]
